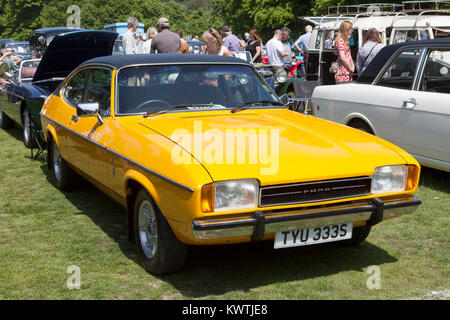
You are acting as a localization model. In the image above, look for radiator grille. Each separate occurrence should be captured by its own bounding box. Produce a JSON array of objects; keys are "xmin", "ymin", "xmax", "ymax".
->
[{"xmin": 260, "ymin": 177, "xmax": 372, "ymax": 207}]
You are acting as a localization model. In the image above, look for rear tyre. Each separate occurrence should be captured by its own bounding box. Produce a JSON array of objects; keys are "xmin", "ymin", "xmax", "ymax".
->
[
  {"xmin": 341, "ymin": 225, "xmax": 371, "ymax": 246},
  {"xmin": 133, "ymin": 189, "xmax": 187, "ymax": 275},
  {"xmin": 50, "ymin": 139, "xmax": 77, "ymax": 191},
  {"xmin": 349, "ymin": 120, "xmax": 374, "ymax": 135},
  {"xmin": 23, "ymin": 108, "xmax": 37, "ymax": 148},
  {"xmin": 0, "ymin": 105, "xmax": 13, "ymax": 129}
]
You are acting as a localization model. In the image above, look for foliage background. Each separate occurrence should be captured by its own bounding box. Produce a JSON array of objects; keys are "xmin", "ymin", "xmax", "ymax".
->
[{"xmin": 0, "ymin": 0, "xmax": 422, "ymax": 43}]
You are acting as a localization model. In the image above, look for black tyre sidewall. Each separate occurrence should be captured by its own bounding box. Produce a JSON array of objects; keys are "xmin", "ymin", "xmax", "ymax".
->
[
  {"xmin": 50, "ymin": 140, "xmax": 73, "ymax": 191},
  {"xmin": 341, "ymin": 225, "xmax": 371, "ymax": 246},
  {"xmin": 23, "ymin": 108, "xmax": 37, "ymax": 148},
  {"xmin": 133, "ymin": 189, "xmax": 187, "ymax": 275}
]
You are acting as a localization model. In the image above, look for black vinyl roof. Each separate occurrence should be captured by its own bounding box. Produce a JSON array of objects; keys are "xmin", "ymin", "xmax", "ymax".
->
[
  {"xmin": 79, "ymin": 54, "xmax": 251, "ymax": 69},
  {"xmin": 358, "ymin": 37, "xmax": 450, "ymax": 84},
  {"xmin": 31, "ymin": 27, "xmax": 83, "ymax": 36}
]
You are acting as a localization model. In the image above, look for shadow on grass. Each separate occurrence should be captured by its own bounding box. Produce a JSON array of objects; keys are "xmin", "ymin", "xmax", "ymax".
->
[
  {"xmin": 39, "ymin": 164, "xmax": 397, "ymax": 298},
  {"xmin": 39, "ymin": 164, "xmax": 139, "ymax": 264},
  {"xmin": 419, "ymin": 167, "xmax": 450, "ymax": 193},
  {"xmin": 1, "ymin": 127, "xmax": 46, "ymax": 162},
  {"xmin": 164, "ymin": 240, "xmax": 396, "ymax": 298},
  {"xmin": 2, "ymin": 126, "xmax": 24, "ymax": 143}
]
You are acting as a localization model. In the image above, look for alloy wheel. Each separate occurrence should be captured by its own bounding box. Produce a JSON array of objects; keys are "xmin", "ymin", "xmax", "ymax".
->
[
  {"xmin": 52, "ymin": 143, "xmax": 62, "ymax": 183},
  {"xmin": 138, "ymin": 200, "xmax": 158, "ymax": 259}
]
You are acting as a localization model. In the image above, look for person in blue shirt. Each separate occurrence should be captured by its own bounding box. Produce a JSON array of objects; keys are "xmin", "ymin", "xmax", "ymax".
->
[{"xmin": 294, "ymin": 25, "xmax": 313, "ymax": 64}]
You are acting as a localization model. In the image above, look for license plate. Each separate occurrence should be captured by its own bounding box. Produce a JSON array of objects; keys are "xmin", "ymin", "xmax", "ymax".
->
[{"xmin": 274, "ymin": 223, "xmax": 353, "ymax": 249}]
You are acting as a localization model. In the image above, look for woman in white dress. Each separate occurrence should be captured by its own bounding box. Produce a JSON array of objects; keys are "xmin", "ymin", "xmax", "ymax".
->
[
  {"xmin": 143, "ymin": 27, "xmax": 158, "ymax": 54},
  {"xmin": 201, "ymin": 29, "xmax": 232, "ymax": 56}
]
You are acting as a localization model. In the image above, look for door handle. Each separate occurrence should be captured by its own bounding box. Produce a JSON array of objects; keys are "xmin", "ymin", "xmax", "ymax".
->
[{"xmin": 402, "ymin": 99, "xmax": 417, "ymax": 109}]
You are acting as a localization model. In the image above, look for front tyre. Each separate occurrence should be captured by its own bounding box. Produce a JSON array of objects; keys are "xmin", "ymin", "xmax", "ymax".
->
[
  {"xmin": 50, "ymin": 139, "xmax": 76, "ymax": 191},
  {"xmin": 134, "ymin": 189, "xmax": 187, "ymax": 275},
  {"xmin": 23, "ymin": 108, "xmax": 37, "ymax": 148},
  {"xmin": 341, "ymin": 225, "xmax": 371, "ymax": 246}
]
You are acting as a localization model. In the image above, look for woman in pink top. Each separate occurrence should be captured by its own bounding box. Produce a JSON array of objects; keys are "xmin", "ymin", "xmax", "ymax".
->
[{"xmin": 334, "ymin": 21, "xmax": 355, "ymax": 83}]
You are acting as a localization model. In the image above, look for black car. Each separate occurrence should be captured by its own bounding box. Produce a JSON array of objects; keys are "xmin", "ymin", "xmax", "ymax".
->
[
  {"xmin": 0, "ymin": 30, "xmax": 117, "ymax": 148},
  {"xmin": 29, "ymin": 27, "xmax": 83, "ymax": 58}
]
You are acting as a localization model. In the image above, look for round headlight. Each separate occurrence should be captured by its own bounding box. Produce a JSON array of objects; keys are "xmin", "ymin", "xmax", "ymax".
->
[{"xmin": 275, "ymin": 69, "xmax": 288, "ymax": 83}]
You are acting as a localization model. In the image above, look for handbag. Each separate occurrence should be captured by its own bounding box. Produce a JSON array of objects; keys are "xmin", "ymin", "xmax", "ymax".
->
[
  {"xmin": 362, "ymin": 44, "xmax": 378, "ymax": 68},
  {"xmin": 329, "ymin": 61, "xmax": 339, "ymax": 74}
]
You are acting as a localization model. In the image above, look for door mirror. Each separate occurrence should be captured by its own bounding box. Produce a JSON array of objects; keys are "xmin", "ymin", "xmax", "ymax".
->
[
  {"xmin": 279, "ymin": 93, "xmax": 289, "ymax": 105},
  {"xmin": 77, "ymin": 102, "xmax": 99, "ymax": 117}
]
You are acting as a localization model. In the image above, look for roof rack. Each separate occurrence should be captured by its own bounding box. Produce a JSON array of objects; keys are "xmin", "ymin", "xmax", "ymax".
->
[
  {"xmin": 403, "ymin": 0, "xmax": 450, "ymax": 11},
  {"xmin": 327, "ymin": 1, "xmax": 450, "ymax": 15},
  {"xmin": 327, "ymin": 3, "xmax": 404, "ymax": 14}
]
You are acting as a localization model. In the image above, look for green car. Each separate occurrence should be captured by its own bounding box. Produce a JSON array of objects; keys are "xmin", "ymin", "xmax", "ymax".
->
[{"xmin": 254, "ymin": 63, "xmax": 304, "ymax": 97}]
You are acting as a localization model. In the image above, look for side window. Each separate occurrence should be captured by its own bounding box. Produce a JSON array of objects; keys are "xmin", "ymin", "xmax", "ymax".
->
[
  {"xmin": 419, "ymin": 49, "xmax": 450, "ymax": 94},
  {"xmin": 64, "ymin": 69, "xmax": 89, "ymax": 105},
  {"xmin": 85, "ymin": 68, "xmax": 112, "ymax": 116},
  {"xmin": 377, "ymin": 48, "xmax": 422, "ymax": 90},
  {"xmin": 392, "ymin": 29, "xmax": 428, "ymax": 44}
]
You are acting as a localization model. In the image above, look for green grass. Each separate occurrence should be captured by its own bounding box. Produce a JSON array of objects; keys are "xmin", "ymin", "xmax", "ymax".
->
[{"xmin": 0, "ymin": 127, "xmax": 448, "ymax": 300}]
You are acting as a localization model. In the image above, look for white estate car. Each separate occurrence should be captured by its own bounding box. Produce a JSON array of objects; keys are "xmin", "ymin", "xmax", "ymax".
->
[{"xmin": 311, "ymin": 37, "xmax": 450, "ymax": 172}]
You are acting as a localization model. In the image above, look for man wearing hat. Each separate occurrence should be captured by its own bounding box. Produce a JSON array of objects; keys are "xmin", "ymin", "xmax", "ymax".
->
[
  {"xmin": 0, "ymin": 48, "xmax": 21, "ymax": 73},
  {"xmin": 150, "ymin": 17, "xmax": 180, "ymax": 54},
  {"xmin": 221, "ymin": 26, "xmax": 242, "ymax": 53}
]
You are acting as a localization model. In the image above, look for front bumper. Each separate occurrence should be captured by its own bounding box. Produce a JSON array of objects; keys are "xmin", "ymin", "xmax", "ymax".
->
[{"xmin": 192, "ymin": 196, "xmax": 421, "ymax": 240}]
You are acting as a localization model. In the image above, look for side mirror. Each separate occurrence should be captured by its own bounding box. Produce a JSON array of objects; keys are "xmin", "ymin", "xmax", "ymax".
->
[
  {"xmin": 76, "ymin": 102, "xmax": 104, "ymax": 125},
  {"xmin": 77, "ymin": 102, "xmax": 99, "ymax": 117},
  {"xmin": 279, "ymin": 94, "xmax": 289, "ymax": 106}
]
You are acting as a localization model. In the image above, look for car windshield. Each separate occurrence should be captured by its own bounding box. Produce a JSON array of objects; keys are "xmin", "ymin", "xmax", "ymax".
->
[
  {"xmin": 117, "ymin": 64, "xmax": 279, "ymax": 115},
  {"xmin": 6, "ymin": 43, "xmax": 30, "ymax": 55},
  {"xmin": 20, "ymin": 60, "xmax": 40, "ymax": 79}
]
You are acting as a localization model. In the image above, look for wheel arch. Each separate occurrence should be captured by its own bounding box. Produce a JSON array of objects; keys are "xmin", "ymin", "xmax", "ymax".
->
[
  {"xmin": 44, "ymin": 124, "xmax": 60, "ymax": 170},
  {"xmin": 344, "ymin": 113, "xmax": 377, "ymax": 135},
  {"xmin": 124, "ymin": 170, "xmax": 160, "ymax": 243}
]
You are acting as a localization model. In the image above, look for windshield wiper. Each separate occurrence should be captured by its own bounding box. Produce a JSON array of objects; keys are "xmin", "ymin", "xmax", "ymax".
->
[
  {"xmin": 230, "ymin": 100, "xmax": 284, "ymax": 114},
  {"xmin": 143, "ymin": 104, "xmax": 225, "ymax": 118}
]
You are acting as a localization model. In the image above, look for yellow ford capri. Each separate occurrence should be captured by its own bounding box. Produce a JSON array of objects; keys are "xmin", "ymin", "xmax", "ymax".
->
[{"xmin": 41, "ymin": 54, "xmax": 421, "ymax": 275}]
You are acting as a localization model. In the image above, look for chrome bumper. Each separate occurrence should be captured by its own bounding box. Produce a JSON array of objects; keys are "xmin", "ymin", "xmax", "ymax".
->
[{"xmin": 192, "ymin": 197, "xmax": 421, "ymax": 240}]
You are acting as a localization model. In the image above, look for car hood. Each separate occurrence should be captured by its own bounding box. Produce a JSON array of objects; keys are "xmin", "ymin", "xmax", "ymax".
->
[
  {"xmin": 32, "ymin": 30, "xmax": 117, "ymax": 83},
  {"xmin": 138, "ymin": 109, "xmax": 409, "ymax": 185}
]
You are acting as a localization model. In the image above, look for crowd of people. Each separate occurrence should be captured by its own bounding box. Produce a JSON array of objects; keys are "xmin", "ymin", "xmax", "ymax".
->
[
  {"xmin": 121, "ymin": 16, "xmax": 314, "ymax": 70},
  {"xmin": 0, "ymin": 47, "xmax": 22, "ymax": 84},
  {"xmin": 333, "ymin": 21, "xmax": 384, "ymax": 84},
  {"xmin": 122, "ymin": 16, "xmax": 386, "ymax": 85},
  {"xmin": 0, "ymin": 16, "xmax": 384, "ymax": 87}
]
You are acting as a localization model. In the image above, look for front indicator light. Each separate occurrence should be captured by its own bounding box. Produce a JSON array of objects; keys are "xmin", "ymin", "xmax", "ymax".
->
[
  {"xmin": 406, "ymin": 164, "xmax": 420, "ymax": 191},
  {"xmin": 201, "ymin": 183, "xmax": 214, "ymax": 213}
]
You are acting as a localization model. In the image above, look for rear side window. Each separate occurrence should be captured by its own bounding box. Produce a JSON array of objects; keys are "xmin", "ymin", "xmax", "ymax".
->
[
  {"xmin": 85, "ymin": 69, "xmax": 112, "ymax": 116},
  {"xmin": 376, "ymin": 48, "xmax": 423, "ymax": 90},
  {"xmin": 64, "ymin": 69, "xmax": 89, "ymax": 105},
  {"xmin": 419, "ymin": 49, "xmax": 450, "ymax": 94}
]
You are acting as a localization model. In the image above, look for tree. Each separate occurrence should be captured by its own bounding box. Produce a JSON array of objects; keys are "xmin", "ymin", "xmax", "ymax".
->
[
  {"xmin": 211, "ymin": 0, "xmax": 312, "ymax": 42},
  {"xmin": 0, "ymin": 0, "xmax": 44, "ymax": 40}
]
